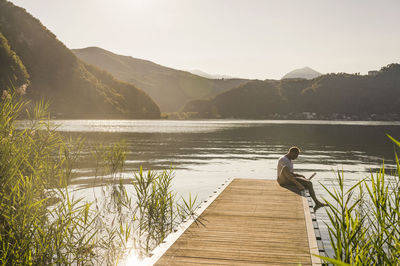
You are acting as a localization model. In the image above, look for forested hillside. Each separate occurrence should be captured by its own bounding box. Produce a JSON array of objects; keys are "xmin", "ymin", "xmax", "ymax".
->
[
  {"xmin": 183, "ymin": 64, "xmax": 400, "ymax": 120},
  {"xmin": 0, "ymin": 0, "xmax": 160, "ymax": 118},
  {"xmin": 0, "ymin": 32, "xmax": 29, "ymax": 90},
  {"xmin": 73, "ymin": 47, "xmax": 250, "ymax": 112}
]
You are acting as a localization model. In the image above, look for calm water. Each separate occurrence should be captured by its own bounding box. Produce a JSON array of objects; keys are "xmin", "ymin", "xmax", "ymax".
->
[{"xmin": 22, "ymin": 119, "xmax": 400, "ymax": 257}]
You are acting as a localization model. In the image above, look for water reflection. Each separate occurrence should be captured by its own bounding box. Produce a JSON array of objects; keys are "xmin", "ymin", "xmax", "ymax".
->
[
  {"xmin": 25, "ymin": 119, "xmax": 400, "ymax": 258},
  {"xmin": 57, "ymin": 121, "xmax": 399, "ymax": 179}
]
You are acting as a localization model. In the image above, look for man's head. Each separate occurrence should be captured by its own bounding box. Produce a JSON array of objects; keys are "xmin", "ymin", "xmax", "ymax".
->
[{"xmin": 286, "ymin": 146, "xmax": 300, "ymax": 160}]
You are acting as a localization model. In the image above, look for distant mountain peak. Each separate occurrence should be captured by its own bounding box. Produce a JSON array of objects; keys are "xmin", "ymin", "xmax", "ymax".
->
[
  {"xmin": 188, "ymin": 69, "xmax": 236, "ymax": 79},
  {"xmin": 301, "ymin": 66, "xmax": 314, "ymax": 71},
  {"xmin": 281, "ymin": 67, "xmax": 322, "ymax": 80}
]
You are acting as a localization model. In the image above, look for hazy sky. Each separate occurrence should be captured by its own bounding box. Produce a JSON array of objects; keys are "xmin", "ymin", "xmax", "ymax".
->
[{"xmin": 10, "ymin": 0, "xmax": 400, "ymax": 79}]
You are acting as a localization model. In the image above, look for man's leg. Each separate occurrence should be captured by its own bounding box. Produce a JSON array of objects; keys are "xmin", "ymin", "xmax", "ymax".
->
[{"xmin": 295, "ymin": 177, "xmax": 325, "ymax": 206}]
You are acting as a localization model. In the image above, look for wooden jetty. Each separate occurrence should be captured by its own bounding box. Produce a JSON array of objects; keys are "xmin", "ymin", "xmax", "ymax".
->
[{"xmin": 148, "ymin": 178, "xmax": 321, "ymax": 265}]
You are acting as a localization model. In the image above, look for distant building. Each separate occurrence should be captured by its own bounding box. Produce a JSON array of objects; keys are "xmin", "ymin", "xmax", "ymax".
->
[
  {"xmin": 368, "ymin": 70, "xmax": 378, "ymax": 76},
  {"xmin": 301, "ymin": 112, "xmax": 317, "ymax": 119}
]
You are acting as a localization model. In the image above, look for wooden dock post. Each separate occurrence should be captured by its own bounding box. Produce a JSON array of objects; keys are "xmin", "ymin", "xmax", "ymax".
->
[{"xmin": 148, "ymin": 178, "xmax": 322, "ymax": 265}]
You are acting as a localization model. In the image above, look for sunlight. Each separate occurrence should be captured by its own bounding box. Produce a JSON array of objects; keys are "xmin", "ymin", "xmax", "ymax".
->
[{"xmin": 123, "ymin": 250, "xmax": 147, "ymax": 266}]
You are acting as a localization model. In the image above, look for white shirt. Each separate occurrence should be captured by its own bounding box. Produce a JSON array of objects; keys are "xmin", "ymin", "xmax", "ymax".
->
[{"xmin": 277, "ymin": 155, "xmax": 293, "ymax": 178}]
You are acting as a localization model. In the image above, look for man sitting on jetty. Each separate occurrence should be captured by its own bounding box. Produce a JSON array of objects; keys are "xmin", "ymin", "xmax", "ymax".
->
[{"xmin": 277, "ymin": 146, "xmax": 326, "ymax": 210}]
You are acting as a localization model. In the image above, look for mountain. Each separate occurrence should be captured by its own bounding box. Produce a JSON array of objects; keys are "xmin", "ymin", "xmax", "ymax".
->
[
  {"xmin": 72, "ymin": 47, "xmax": 250, "ymax": 112},
  {"xmin": 0, "ymin": 31, "xmax": 29, "ymax": 90},
  {"xmin": 282, "ymin": 67, "xmax": 322, "ymax": 80},
  {"xmin": 183, "ymin": 64, "xmax": 400, "ymax": 120},
  {"xmin": 187, "ymin": 69, "xmax": 236, "ymax": 80},
  {"xmin": 0, "ymin": 0, "xmax": 160, "ymax": 119}
]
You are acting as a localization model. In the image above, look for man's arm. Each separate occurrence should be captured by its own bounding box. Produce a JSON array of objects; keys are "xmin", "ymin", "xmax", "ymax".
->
[
  {"xmin": 293, "ymin": 173, "xmax": 306, "ymax": 179},
  {"xmin": 281, "ymin": 167, "xmax": 305, "ymax": 191}
]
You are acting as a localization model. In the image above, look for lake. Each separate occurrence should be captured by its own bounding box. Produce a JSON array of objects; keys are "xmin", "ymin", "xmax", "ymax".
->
[{"xmin": 28, "ymin": 119, "xmax": 400, "ymax": 257}]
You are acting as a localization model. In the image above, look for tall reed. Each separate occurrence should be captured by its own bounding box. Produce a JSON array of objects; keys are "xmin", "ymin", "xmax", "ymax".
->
[
  {"xmin": 320, "ymin": 135, "xmax": 400, "ymax": 265},
  {"xmin": 132, "ymin": 167, "xmax": 199, "ymax": 257},
  {"xmin": 0, "ymin": 88, "xmax": 98, "ymax": 264},
  {"xmin": 0, "ymin": 86, "xmax": 199, "ymax": 264}
]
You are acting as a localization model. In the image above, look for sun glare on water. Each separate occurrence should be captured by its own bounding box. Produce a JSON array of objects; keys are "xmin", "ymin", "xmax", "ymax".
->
[{"xmin": 123, "ymin": 250, "xmax": 148, "ymax": 266}]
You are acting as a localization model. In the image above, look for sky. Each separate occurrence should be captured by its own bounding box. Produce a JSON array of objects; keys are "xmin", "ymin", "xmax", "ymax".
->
[{"xmin": 9, "ymin": 0, "xmax": 400, "ymax": 79}]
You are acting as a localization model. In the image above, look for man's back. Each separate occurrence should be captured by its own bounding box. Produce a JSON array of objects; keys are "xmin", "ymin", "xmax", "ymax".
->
[{"xmin": 277, "ymin": 155, "xmax": 293, "ymax": 179}]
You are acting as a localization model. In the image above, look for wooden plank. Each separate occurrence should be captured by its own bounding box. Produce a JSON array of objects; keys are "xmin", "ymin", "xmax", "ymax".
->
[{"xmin": 150, "ymin": 179, "xmax": 320, "ymax": 265}]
